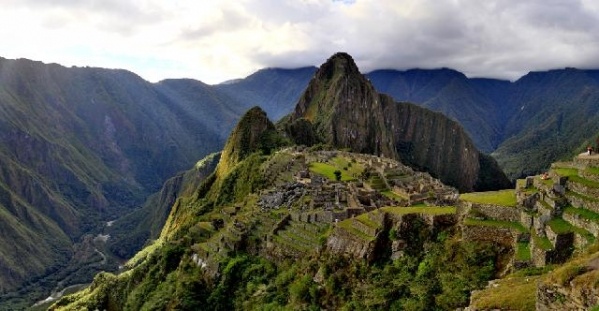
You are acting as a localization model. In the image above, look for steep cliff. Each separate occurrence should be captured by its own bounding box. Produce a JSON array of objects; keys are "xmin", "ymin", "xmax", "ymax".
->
[{"xmin": 282, "ymin": 52, "xmax": 510, "ymax": 192}]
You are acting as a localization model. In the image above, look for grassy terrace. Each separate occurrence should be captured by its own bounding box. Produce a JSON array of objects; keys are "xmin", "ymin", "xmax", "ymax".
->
[
  {"xmin": 308, "ymin": 156, "xmax": 363, "ymax": 181},
  {"xmin": 531, "ymin": 230, "xmax": 553, "ymax": 250},
  {"xmin": 355, "ymin": 212, "xmax": 381, "ymax": 229},
  {"xmin": 564, "ymin": 206, "xmax": 599, "ymax": 221},
  {"xmin": 380, "ymin": 189, "xmax": 406, "ymax": 201},
  {"xmin": 470, "ymin": 275, "xmax": 539, "ymax": 311},
  {"xmin": 368, "ymin": 174, "xmax": 387, "ymax": 190},
  {"xmin": 566, "ymin": 190, "xmax": 599, "ymax": 203},
  {"xmin": 554, "ymin": 167, "xmax": 578, "ymax": 177},
  {"xmin": 555, "ymin": 167, "xmax": 599, "ymax": 188},
  {"xmin": 460, "ymin": 190, "xmax": 517, "ymax": 207},
  {"xmin": 381, "ymin": 206, "xmax": 456, "ymax": 216},
  {"xmin": 585, "ymin": 166, "xmax": 599, "ymax": 175},
  {"xmin": 463, "ymin": 218, "xmax": 527, "ymax": 233},
  {"xmin": 337, "ymin": 219, "xmax": 376, "ymax": 241},
  {"xmin": 545, "ymin": 243, "xmax": 599, "ymax": 286},
  {"xmin": 547, "ymin": 218, "xmax": 595, "ymax": 242},
  {"xmin": 516, "ymin": 242, "xmax": 531, "ymax": 261}
]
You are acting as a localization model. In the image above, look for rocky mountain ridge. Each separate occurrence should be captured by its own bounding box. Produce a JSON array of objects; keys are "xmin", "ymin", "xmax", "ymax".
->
[
  {"xmin": 281, "ymin": 52, "xmax": 510, "ymax": 192},
  {"xmin": 221, "ymin": 63, "xmax": 599, "ymax": 180}
]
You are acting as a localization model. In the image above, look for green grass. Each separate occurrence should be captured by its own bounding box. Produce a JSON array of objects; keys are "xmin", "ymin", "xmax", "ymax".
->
[
  {"xmin": 537, "ymin": 176, "xmax": 553, "ymax": 187},
  {"xmin": 381, "ymin": 206, "xmax": 456, "ymax": 216},
  {"xmin": 566, "ymin": 190, "xmax": 599, "ymax": 203},
  {"xmin": 584, "ymin": 166, "xmax": 599, "ymax": 175},
  {"xmin": 539, "ymin": 199, "xmax": 552, "ymax": 210},
  {"xmin": 367, "ymin": 174, "xmax": 388, "ymax": 190},
  {"xmin": 556, "ymin": 167, "xmax": 599, "ymax": 188},
  {"xmin": 337, "ymin": 219, "xmax": 376, "ymax": 241},
  {"xmin": 308, "ymin": 156, "xmax": 363, "ymax": 182},
  {"xmin": 470, "ymin": 276, "xmax": 539, "ymax": 311},
  {"xmin": 531, "ymin": 231, "xmax": 553, "ymax": 251},
  {"xmin": 460, "ymin": 190, "xmax": 517, "ymax": 207},
  {"xmin": 564, "ymin": 206, "xmax": 599, "ymax": 221},
  {"xmin": 548, "ymin": 216, "xmax": 596, "ymax": 243},
  {"xmin": 516, "ymin": 242, "xmax": 531, "ymax": 261},
  {"xmin": 547, "ymin": 218, "xmax": 575, "ymax": 234},
  {"xmin": 380, "ymin": 190, "xmax": 406, "ymax": 201},
  {"xmin": 463, "ymin": 218, "xmax": 527, "ymax": 233},
  {"xmin": 355, "ymin": 213, "xmax": 381, "ymax": 229},
  {"xmin": 554, "ymin": 167, "xmax": 578, "ymax": 177},
  {"xmin": 331, "ymin": 156, "xmax": 364, "ymax": 176},
  {"xmin": 569, "ymin": 174, "xmax": 599, "ymax": 188}
]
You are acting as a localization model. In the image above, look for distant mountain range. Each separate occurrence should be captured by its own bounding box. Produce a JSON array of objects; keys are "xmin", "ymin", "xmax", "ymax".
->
[{"xmin": 2, "ymin": 55, "xmax": 599, "ymax": 308}]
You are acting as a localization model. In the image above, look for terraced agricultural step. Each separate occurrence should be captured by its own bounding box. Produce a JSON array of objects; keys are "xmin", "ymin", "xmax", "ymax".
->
[
  {"xmin": 546, "ymin": 217, "xmax": 594, "ymax": 249},
  {"xmin": 277, "ymin": 230, "xmax": 319, "ymax": 249},
  {"xmin": 287, "ymin": 225, "xmax": 321, "ymax": 242},
  {"xmin": 565, "ymin": 190, "xmax": 599, "ymax": 214},
  {"xmin": 564, "ymin": 174, "xmax": 599, "ymax": 198},
  {"xmin": 271, "ymin": 234, "xmax": 311, "ymax": 255},
  {"xmin": 350, "ymin": 216, "xmax": 380, "ymax": 237},
  {"xmin": 563, "ymin": 206, "xmax": 599, "ymax": 238},
  {"xmin": 580, "ymin": 166, "xmax": 599, "ymax": 183}
]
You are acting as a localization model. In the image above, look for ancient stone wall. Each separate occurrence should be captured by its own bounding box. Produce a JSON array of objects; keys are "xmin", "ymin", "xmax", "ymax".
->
[
  {"xmin": 568, "ymin": 194, "xmax": 599, "ymax": 214},
  {"xmin": 326, "ymin": 226, "xmax": 376, "ymax": 260},
  {"xmin": 461, "ymin": 225, "xmax": 516, "ymax": 246},
  {"xmin": 563, "ymin": 212, "xmax": 599, "ymax": 236},
  {"xmin": 462, "ymin": 202, "xmax": 521, "ymax": 222},
  {"xmin": 520, "ymin": 211, "xmax": 534, "ymax": 230},
  {"xmin": 568, "ymin": 181, "xmax": 599, "ymax": 197}
]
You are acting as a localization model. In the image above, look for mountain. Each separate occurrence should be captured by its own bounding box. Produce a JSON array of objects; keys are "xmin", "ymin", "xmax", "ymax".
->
[
  {"xmin": 281, "ymin": 52, "xmax": 510, "ymax": 192},
  {"xmin": 50, "ymin": 104, "xmax": 507, "ymax": 311},
  {"xmin": 215, "ymin": 67, "xmax": 316, "ymax": 121},
  {"xmin": 51, "ymin": 104, "xmax": 599, "ymax": 310},
  {"xmin": 493, "ymin": 68, "xmax": 599, "ymax": 178},
  {"xmin": 367, "ymin": 69, "xmax": 511, "ymax": 153},
  {"xmin": 0, "ymin": 58, "xmax": 243, "ymax": 307},
  {"xmin": 219, "ymin": 65, "xmax": 599, "ymax": 181}
]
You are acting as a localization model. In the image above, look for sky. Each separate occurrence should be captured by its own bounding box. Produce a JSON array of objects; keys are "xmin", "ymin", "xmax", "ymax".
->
[{"xmin": 2, "ymin": 0, "xmax": 599, "ymax": 84}]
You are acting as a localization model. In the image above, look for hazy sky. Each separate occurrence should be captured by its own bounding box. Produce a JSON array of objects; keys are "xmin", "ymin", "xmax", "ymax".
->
[{"xmin": 2, "ymin": 0, "xmax": 599, "ymax": 84}]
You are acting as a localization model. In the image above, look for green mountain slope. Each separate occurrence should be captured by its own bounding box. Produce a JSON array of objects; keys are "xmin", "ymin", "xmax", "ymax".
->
[
  {"xmin": 493, "ymin": 69, "xmax": 599, "ymax": 178},
  {"xmin": 0, "ymin": 57, "xmax": 241, "ymax": 308},
  {"xmin": 50, "ymin": 106, "xmax": 505, "ymax": 311}
]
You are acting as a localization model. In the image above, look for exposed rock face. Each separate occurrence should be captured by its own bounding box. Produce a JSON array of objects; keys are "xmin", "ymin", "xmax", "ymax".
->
[
  {"xmin": 283, "ymin": 52, "xmax": 510, "ymax": 192},
  {"xmin": 290, "ymin": 53, "xmax": 396, "ymax": 158}
]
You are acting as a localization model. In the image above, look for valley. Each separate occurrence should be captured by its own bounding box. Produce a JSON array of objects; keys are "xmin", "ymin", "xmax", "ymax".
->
[{"xmin": 0, "ymin": 51, "xmax": 599, "ymax": 310}]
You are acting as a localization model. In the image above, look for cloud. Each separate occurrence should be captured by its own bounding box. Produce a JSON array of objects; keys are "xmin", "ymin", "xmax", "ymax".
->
[{"xmin": 2, "ymin": 0, "xmax": 599, "ymax": 83}]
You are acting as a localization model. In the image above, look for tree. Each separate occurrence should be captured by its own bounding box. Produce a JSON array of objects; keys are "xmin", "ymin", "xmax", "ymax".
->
[{"xmin": 334, "ymin": 170, "xmax": 342, "ymax": 181}]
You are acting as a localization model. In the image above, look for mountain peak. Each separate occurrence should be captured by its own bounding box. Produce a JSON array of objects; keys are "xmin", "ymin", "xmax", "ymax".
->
[
  {"xmin": 282, "ymin": 52, "xmax": 510, "ymax": 192},
  {"xmin": 316, "ymin": 52, "xmax": 361, "ymax": 80},
  {"xmin": 218, "ymin": 106, "xmax": 279, "ymax": 175}
]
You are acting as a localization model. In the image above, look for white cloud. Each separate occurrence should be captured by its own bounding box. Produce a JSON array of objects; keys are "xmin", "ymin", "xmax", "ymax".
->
[{"xmin": 1, "ymin": 0, "xmax": 599, "ymax": 83}]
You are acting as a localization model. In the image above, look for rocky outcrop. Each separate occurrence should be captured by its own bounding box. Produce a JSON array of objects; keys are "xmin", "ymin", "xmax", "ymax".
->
[
  {"xmin": 537, "ymin": 253, "xmax": 599, "ymax": 310},
  {"xmin": 282, "ymin": 52, "xmax": 510, "ymax": 192}
]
